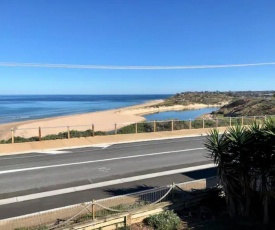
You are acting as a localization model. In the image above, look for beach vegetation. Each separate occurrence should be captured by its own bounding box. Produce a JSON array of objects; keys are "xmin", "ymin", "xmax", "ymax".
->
[{"xmin": 0, "ymin": 129, "xmax": 107, "ymax": 144}]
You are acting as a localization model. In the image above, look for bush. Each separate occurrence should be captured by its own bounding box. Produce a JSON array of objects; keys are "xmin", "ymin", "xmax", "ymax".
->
[{"xmin": 144, "ymin": 210, "xmax": 181, "ymax": 230}]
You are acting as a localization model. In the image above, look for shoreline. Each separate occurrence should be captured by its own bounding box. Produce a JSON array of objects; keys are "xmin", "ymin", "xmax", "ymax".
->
[{"xmin": 0, "ymin": 100, "xmax": 224, "ymax": 139}]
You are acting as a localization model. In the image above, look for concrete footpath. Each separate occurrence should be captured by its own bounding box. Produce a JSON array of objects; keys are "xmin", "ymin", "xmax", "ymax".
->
[{"xmin": 0, "ymin": 127, "xmax": 227, "ymax": 156}]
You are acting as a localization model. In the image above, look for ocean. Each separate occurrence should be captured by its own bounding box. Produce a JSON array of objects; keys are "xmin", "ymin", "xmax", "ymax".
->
[
  {"xmin": 0, "ymin": 95, "xmax": 171, "ymax": 124},
  {"xmin": 0, "ymin": 95, "xmax": 219, "ymax": 124}
]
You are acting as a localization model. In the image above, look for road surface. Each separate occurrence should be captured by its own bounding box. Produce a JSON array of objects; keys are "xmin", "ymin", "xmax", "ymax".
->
[{"xmin": 0, "ymin": 136, "xmax": 216, "ymax": 219}]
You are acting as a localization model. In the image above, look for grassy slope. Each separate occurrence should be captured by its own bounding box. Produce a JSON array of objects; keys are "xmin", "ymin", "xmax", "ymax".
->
[
  {"xmin": 213, "ymin": 98, "xmax": 275, "ymax": 117},
  {"xmin": 155, "ymin": 91, "xmax": 275, "ymax": 117},
  {"xmin": 157, "ymin": 92, "xmax": 234, "ymax": 106}
]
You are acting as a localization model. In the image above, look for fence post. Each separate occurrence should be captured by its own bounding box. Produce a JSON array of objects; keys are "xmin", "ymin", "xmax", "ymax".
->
[
  {"xmin": 153, "ymin": 121, "xmax": 156, "ymax": 132},
  {"xmin": 114, "ymin": 124, "xmax": 117, "ymax": 135},
  {"xmin": 38, "ymin": 127, "xmax": 42, "ymax": 141},
  {"xmin": 230, "ymin": 117, "xmax": 232, "ymax": 127},
  {"xmin": 92, "ymin": 124, "xmax": 95, "ymax": 137},
  {"xmin": 92, "ymin": 199, "xmax": 96, "ymax": 220},
  {"xmin": 202, "ymin": 119, "xmax": 205, "ymax": 129},
  {"xmin": 265, "ymin": 115, "xmax": 267, "ymax": 121},
  {"xmin": 241, "ymin": 116, "xmax": 244, "ymax": 126},
  {"xmin": 11, "ymin": 129, "xmax": 14, "ymax": 144},
  {"xmin": 171, "ymin": 120, "xmax": 174, "ymax": 131},
  {"xmin": 67, "ymin": 126, "xmax": 70, "ymax": 139},
  {"xmin": 189, "ymin": 119, "xmax": 192, "ymax": 129},
  {"xmin": 216, "ymin": 119, "xmax": 218, "ymax": 128},
  {"xmin": 135, "ymin": 123, "xmax": 138, "ymax": 134},
  {"xmin": 125, "ymin": 214, "xmax": 132, "ymax": 227}
]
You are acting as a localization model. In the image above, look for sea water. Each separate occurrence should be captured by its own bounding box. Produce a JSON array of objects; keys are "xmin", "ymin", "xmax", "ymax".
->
[{"xmin": 0, "ymin": 95, "xmax": 170, "ymax": 124}]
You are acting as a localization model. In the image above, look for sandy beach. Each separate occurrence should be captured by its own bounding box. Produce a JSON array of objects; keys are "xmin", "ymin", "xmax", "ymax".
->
[{"xmin": 0, "ymin": 100, "xmax": 225, "ymax": 139}]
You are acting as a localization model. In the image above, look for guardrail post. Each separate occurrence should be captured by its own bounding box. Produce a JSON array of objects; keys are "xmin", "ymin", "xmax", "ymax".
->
[
  {"xmin": 115, "ymin": 124, "xmax": 117, "ymax": 135},
  {"xmin": 135, "ymin": 123, "xmax": 138, "ymax": 134},
  {"xmin": 171, "ymin": 120, "xmax": 174, "ymax": 131},
  {"xmin": 92, "ymin": 124, "xmax": 95, "ymax": 137},
  {"xmin": 11, "ymin": 129, "xmax": 14, "ymax": 144},
  {"xmin": 202, "ymin": 119, "xmax": 205, "ymax": 129},
  {"xmin": 229, "ymin": 117, "xmax": 232, "ymax": 127},
  {"xmin": 92, "ymin": 199, "xmax": 96, "ymax": 220},
  {"xmin": 153, "ymin": 121, "xmax": 156, "ymax": 132},
  {"xmin": 189, "ymin": 119, "xmax": 192, "ymax": 129},
  {"xmin": 241, "ymin": 116, "xmax": 244, "ymax": 126},
  {"xmin": 67, "ymin": 126, "xmax": 70, "ymax": 139},
  {"xmin": 38, "ymin": 127, "xmax": 42, "ymax": 141},
  {"xmin": 172, "ymin": 183, "xmax": 175, "ymax": 201}
]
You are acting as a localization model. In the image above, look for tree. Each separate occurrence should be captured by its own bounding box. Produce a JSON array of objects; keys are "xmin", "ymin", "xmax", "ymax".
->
[{"xmin": 205, "ymin": 119, "xmax": 275, "ymax": 224}]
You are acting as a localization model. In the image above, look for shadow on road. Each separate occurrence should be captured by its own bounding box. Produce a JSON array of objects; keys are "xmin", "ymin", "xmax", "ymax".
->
[{"xmin": 103, "ymin": 185, "xmax": 155, "ymax": 196}]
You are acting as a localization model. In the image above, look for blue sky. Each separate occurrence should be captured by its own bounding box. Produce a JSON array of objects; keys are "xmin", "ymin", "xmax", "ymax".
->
[{"xmin": 0, "ymin": 0, "xmax": 275, "ymax": 94}]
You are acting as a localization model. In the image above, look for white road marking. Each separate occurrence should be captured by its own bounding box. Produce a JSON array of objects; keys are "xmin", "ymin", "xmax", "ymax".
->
[
  {"xmin": 98, "ymin": 167, "xmax": 111, "ymax": 173},
  {"xmin": 38, "ymin": 150, "xmax": 70, "ymax": 154},
  {"xmin": 0, "ymin": 147, "xmax": 206, "ymax": 175},
  {"xmin": 0, "ymin": 163, "xmax": 215, "ymax": 206}
]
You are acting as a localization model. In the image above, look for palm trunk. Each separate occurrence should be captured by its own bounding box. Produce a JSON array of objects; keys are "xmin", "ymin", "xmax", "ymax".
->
[{"xmin": 263, "ymin": 197, "xmax": 269, "ymax": 225}]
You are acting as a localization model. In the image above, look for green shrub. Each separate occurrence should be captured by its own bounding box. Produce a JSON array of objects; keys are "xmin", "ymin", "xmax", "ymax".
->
[
  {"xmin": 144, "ymin": 210, "xmax": 181, "ymax": 230},
  {"xmin": 0, "ymin": 129, "xmax": 107, "ymax": 144},
  {"xmin": 15, "ymin": 226, "xmax": 48, "ymax": 230}
]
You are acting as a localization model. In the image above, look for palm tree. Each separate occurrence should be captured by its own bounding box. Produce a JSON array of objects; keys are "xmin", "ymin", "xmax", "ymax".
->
[
  {"xmin": 205, "ymin": 119, "xmax": 275, "ymax": 224},
  {"xmin": 249, "ymin": 120, "xmax": 275, "ymax": 224},
  {"xmin": 205, "ymin": 126, "xmax": 253, "ymax": 217}
]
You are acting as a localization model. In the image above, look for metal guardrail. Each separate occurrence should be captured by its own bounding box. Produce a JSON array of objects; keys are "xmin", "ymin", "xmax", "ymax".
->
[{"xmin": 0, "ymin": 177, "xmax": 218, "ymax": 230}]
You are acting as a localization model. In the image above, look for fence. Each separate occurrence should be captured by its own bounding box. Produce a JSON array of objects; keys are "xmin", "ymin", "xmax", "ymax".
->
[
  {"xmin": 0, "ymin": 115, "xmax": 274, "ymax": 144},
  {"xmin": 0, "ymin": 177, "xmax": 218, "ymax": 230}
]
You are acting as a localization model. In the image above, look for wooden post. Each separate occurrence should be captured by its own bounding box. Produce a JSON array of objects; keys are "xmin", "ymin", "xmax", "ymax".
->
[
  {"xmin": 67, "ymin": 126, "xmax": 70, "ymax": 139},
  {"xmin": 115, "ymin": 124, "xmax": 117, "ymax": 135},
  {"xmin": 171, "ymin": 120, "xmax": 174, "ymax": 131},
  {"xmin": 135, "ymin": 123, "xmax": 138, "ymax": 134},
  {"xmin": 189, "ymin": 119, "xmax": 192, "ymax": 129},
  {"xmin": 125, "ymin": 214, "xmax": 132, "ymax": 226},
  {"xmin": 241, "ymin": 116, "xmax": 244, "ymax": 126},
  {"xmin": 265, "ymin": 115, "xmax": 267, "ymax": 121},
  {"xmin": 92, "ymin": 199, "xmax": 96, "ymax": 220},
  {"xmin": 202, "ymin": 119, "xmax": 205, "ymax": 129},
  {"xmin": 230, "ymin": 117, "xmax": 232, "ymax": 127},
  {"xmin": 38, "ymin": 127, "xmax": 42, "ymax": 141},
  {"xmin": 215, "ymin": 119, "xmax": 218, "ymax": 127},
  {"xmin": 92, "ymin": 124, "xmax": 95, "ymax": 137},
  {"xmin": 153, "ymin": 121, "xmax": 156, "ymax": 132},
  {"xmin": 11, "ymin": 129, "xmax": 14, "ymax": 144}
]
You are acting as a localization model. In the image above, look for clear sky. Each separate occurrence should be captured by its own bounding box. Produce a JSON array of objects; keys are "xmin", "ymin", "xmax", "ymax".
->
[{"xmin": 0, "ymin": 0, "xmax": 275, "ymax": 94}]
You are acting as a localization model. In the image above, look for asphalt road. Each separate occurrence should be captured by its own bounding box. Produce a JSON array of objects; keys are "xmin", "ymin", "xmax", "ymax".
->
[{"xmin": 0, "ymin": 136, "xmax": 216, "ymax": 219}]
